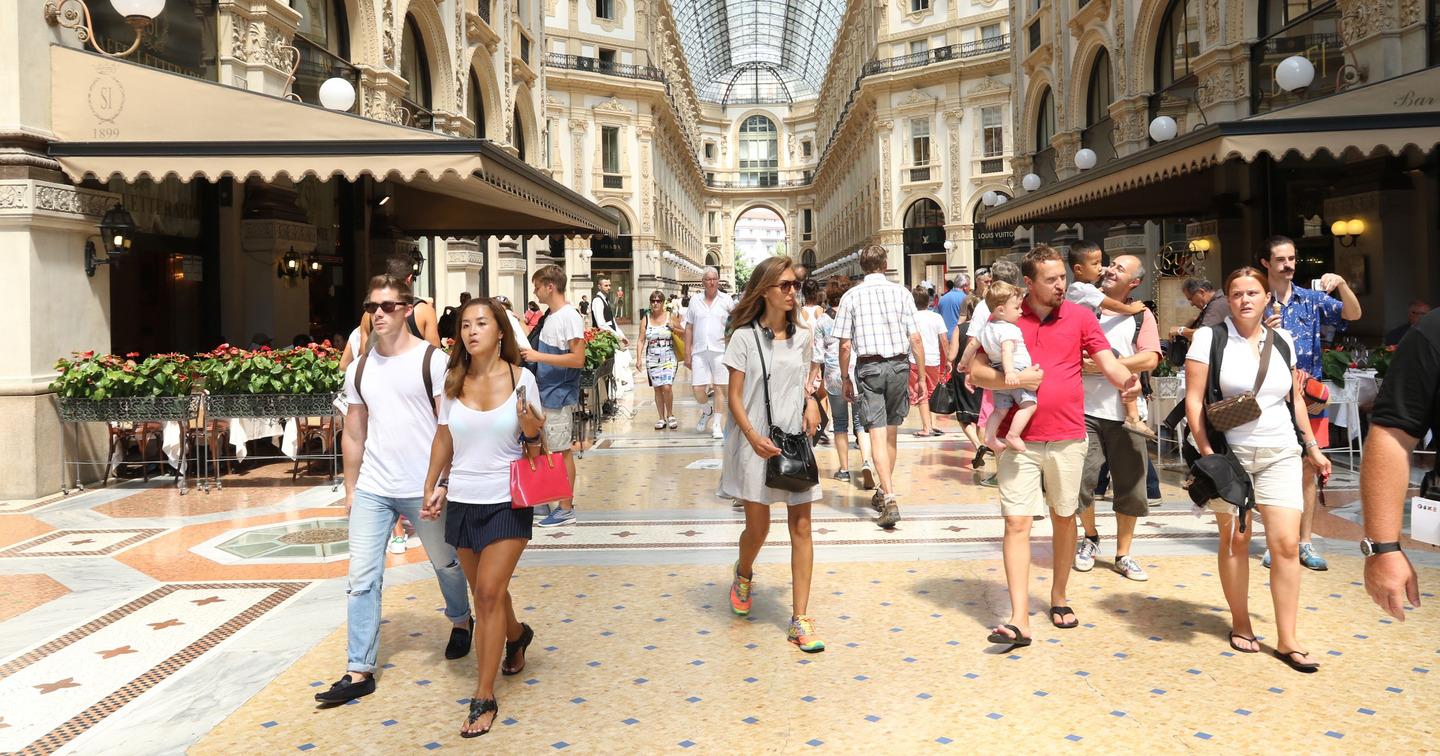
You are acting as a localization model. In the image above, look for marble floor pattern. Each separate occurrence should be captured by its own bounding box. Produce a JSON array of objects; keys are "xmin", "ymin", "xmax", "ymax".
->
[{"xmin": 1, "ymin": 390, "xmax": 1437, "ymax": 754}]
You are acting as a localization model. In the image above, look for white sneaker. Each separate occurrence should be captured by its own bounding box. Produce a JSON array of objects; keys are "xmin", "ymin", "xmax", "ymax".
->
[
  {"xmin": 387, "ymin": 535, "xmax": 407, "ymax": 554},
  {"xmin": 655, "ymin": 420, "xmax": 666, "ymax": 430},
  {"xmin": 405, "ymin": 535, "xmax": 421, "ymax": 549},
  {"xmin": 712, "ymin": 421, "xmax": 725, "ymax": 440},
  {"xmin": 1113, "ymin": 555, "xmax": 1149, "ymax": 582},
  {"xmin": 696, "ymin": 405, "xmax": 714, "ymax": 433},
  {"xmin": 1075, "ymin": 538, "xmax": 1098, "ymax": 572}
]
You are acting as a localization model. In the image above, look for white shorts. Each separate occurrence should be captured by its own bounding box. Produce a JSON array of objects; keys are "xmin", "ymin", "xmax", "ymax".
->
[
  {"xmin": 691, "ymin": 351, "xmax": 728, "ymax": 386},
  {"xmin": 1232, "ymin": 444, "xmax": 1304, "ymax": 512}
]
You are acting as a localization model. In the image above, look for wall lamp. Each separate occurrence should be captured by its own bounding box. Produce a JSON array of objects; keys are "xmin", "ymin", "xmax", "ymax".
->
[
  {"xmin": 277, "ymin": 247, "xmax": 301, "ymax": 279},
  {"xmin": 45, "ymin": 0, "xmax": 164, "ymax": 58},
  {"xmin": 1331, "ymin": 218, "xmax": 1365, "ymax": 247},
  {"xmin": 409, "ymin": 248, "xmax": 425, "ymax": 277},
  {"xmin": 85, "ymin": 202, "xmax": 136, "ymax": 277}
]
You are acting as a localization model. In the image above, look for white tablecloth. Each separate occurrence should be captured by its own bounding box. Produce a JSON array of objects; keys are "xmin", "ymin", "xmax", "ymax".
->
[
  {"xmin": 1325, "ymin": 369, "xmax": 1378, "ymax": 442},
  {"xmin": 152, "ymin": 417, "xmax": 301, "ymax": 471}
]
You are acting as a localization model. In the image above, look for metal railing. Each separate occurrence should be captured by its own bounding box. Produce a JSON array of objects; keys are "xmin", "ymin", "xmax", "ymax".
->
[
  {"xmin": 602, "ymin": 174, "xmax": 624, "ymax": 189},
  {"xmin": 979, "ymin": 157, "xmax": 1005, "ymax": 174},
  {"xmin": 545, "ymin": 53, "xmax": 666, "ymax": 82},
  {"xmin": 290, "ymin": 36, "xmax": 360, "ymax": 111},
  {"xmin": 704, "ymin": 172, "xmax": 814, "ymax": 189},
  {"xmin": 397, "ymin": 96, "xmax": 434, "ymax": 130},
  {"xmin": 862, "ymin": 35, "xmax": 1010, "ymax": 76}
]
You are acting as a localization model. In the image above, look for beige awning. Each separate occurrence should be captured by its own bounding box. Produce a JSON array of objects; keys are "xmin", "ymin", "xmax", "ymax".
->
[
  {"xmin": 985, "ymin": 66, "xmax": 1440, "ymax": 227},
  {"xmin": 47, "ymin": 45, "xmax": 618, "ymax": 236}
]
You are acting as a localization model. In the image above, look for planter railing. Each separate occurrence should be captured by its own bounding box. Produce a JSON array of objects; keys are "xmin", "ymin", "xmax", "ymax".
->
[{"xmin": 56, "ymin": 394, "xmax": 205, "ymax": 495}]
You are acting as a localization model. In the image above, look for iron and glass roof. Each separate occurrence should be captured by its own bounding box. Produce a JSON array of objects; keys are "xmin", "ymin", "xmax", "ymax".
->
[{"xmin": 670, "ymin": 0, "xmax": 845, "ymax": 104}]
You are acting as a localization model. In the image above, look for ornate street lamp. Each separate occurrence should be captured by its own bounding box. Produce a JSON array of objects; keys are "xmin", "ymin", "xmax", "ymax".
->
[
  {"xmin": 44, "ymin": 0, "xmax": 164, "ymax": 58},
  {"xmin": 85, "ymin": 202, "xmax": 136, "ymax": 277}
]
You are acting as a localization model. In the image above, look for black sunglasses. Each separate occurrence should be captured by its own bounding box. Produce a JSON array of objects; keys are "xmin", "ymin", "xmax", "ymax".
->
[
  {"xmin": 363, "ymin": 300, "xmax": 407, "ymax": 314},
  {"xmin": 770, "ymin": 281, "xmax": 799, "ymax": 293}
]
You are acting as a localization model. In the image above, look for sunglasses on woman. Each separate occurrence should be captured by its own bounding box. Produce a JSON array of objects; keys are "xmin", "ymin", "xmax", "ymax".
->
[
  {"xmin": 363, "ymin": 300, "xmax": 407, "ymax": 314},
  {"xmin": 770, "ymin": 281, "xmax": 799, "ymax": 293}
]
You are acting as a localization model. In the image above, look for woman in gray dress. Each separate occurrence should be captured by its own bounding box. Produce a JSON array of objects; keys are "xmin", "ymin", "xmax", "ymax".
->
[{"xmin": 720, "ymin": 256, "xmax": 825, "ymax": 652}]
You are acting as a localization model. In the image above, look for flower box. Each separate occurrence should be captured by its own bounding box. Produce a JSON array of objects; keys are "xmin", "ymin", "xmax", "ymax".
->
[
  {"xmin": 56, "ymin": 395, "xmax": 202, "ymax": 423},
  {"xmin": 205, "ymin": 392, "xmax": 342, "ymax": 419},
  {"xmin": 579, "ymin": 359, "xmax": 614, "ymax": 389}
]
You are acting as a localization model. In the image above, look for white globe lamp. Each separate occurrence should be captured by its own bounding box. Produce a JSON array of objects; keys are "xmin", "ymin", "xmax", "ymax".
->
[
  {"xmin": 1074, "ymin": 148, "xmax": 1098, "ymax": 170},
  {"xmin": 319, "ymin": 77, "xmax": 357, "ymax": 111},
  {"xmin": 982, "ymin": 190, "xmax": 998, "ymax": 207},
  {"xmin": 1276, "ymin": 55, "xmax": 1315, "ymax": 92},
  {"xmin": 112, "ymin": 0, "xmax": 166, "ymax": 19},
  {"xmin": 943, "ymin": 240, "xmax": 954, "ymax": 251},
  {"xmin": 1148, "ymin": 115, "xmax": 1178, "ymax": 143},
  {"xmin": 1021, "ymin": 173, "xmax": 1042, "ymax": 192},
  {"xmin": 994, "ymin": 194, "xmax": 1008, "ymax": 205}
]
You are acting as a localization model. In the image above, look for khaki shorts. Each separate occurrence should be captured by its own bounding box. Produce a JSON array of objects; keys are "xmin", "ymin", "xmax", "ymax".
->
[
  {"xmin": 543, "ymin": 403, "xmax": 577, "ymax": 450},
  {"xmin": 996, "ymin": 438, "xmax": 1088, "ymax": 518},
  {"xmin": 1215, "ymin": 444, "xmax": 1303, "ymax": 513}
]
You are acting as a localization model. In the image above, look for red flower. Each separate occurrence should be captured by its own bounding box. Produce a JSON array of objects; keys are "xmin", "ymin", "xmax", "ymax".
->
[
  {"xmin": 82, "ymin": 350, "xmax": 95, "ymax": 358},
  {"xmin": 125, "ymin": 352, "xmax": 140, "ymax": 358},
  {"xmin": 1349, "ymin": 362, "xmax": 1358, "ymax": 369},
  {"xmin": 321, "ymin": 339, "xmax": 333, "ymax": 348},
  {"xmin": 1386, "ymin": 345, "xmax": 1398, "ymax": 353}
]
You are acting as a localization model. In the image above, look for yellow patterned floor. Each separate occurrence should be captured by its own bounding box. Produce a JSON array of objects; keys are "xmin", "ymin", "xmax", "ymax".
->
[{"xmin": 196, "ymin": 556, "xmax": 1440, "ymax": 753}]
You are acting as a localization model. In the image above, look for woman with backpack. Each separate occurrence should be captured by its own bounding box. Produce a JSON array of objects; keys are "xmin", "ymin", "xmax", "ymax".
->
[{"xmin": 1183, "ymin": 267, "xmax": 1331, "ymax": 673}]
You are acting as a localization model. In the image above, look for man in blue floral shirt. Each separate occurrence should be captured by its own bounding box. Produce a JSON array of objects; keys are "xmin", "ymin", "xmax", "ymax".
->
[{"xmin": 1261, "ymin": 235, "xmax": 1362, "ymax": 572}]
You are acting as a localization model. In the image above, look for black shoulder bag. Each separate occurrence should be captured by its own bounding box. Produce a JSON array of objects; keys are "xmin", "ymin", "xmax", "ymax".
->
[{"xmin": 751, "ymin": 326, "xmax": 819, "ymax": 493}]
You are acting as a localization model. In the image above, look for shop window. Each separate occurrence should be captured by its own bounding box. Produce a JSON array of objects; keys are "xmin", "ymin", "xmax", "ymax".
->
[
  {"xmin": 1086, "ymin": 49, "xmax": 1114, "ymax": 126},
  {"xmin": 401, "ymin": 15, "xmax": 432, "ymax": 109},
  {"xmin": 90, "ymin": 0, "xmax": 217, "ymax": 80},
  {"xmin": 1034, "ymin": 87, "xmax": 1055, "ymax": 150},
  {"xmin": 1250, "ymin": 1, "xmax": 1340, "ymax": 114},
  {"xmin": 469, "ymin": 70, "xmax": 486, "ymax": 138},
  {"xmin": 739, "ymin": 115, "xmax": 779, "ymax": 188},
  {"xmin": 1261, "ymin": 0, "xmax": 1333, "ymax": 36},
  {"xmin": 1156, "ymin": 0, "xmax": 1199, "ymax": 90},
  {"xmin": 602, "ymin": 125, "xmax": 621, "ymax": 187},
  {"xmin": 295, "ymin": 0, "xmax": 348, "ymax": 56}
]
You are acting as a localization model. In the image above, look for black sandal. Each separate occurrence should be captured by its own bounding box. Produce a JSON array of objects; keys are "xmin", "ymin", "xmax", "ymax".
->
[
  {"xmin": 461, "ymin": 698, "xmax": 498, "ymax": 738},
  {"xmin": 1273, "ymin": 649, "xmax": 1319, "ymax": 673},
  {"xmin": 1228, "ymin": 632, "xmax": 1259, "ymax": 653},
  {"xmin": 986, "ymin": 624, "xmax": 1032, "ymax": 647},
  {"xmin": 971, "ymin": 447, "xmax": 990, "ymax": 468},
  {"xmin": 1048, "ymin": 606, "xmax": 1079, "ymax": 629},
  {"xmin": 501, "ymin": 623, "xmax": 534, "ymax": 676}
]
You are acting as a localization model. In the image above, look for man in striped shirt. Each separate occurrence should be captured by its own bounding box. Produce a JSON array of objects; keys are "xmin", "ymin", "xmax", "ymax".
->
[{"xmin": 835, "ymin": 245, "xmax": 925, "ymax": 529}]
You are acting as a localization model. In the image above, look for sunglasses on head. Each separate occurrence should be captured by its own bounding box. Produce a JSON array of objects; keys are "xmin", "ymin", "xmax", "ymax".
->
[
  {"xmin": 363, "ymin": 300, "xmax": 408, "ymax": 314},
  {"xmin": 770, "ymin": 280, "xmax": 799, "ymax": 293}
]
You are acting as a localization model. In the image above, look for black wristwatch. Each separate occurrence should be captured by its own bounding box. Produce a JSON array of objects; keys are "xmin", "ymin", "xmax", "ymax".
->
[{"xmin": 1360, "ymin": 538, "xmax": 1402, "ymax": 557}]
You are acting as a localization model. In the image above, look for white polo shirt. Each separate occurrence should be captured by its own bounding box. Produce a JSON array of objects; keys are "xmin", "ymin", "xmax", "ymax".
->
[{"xmin": 683, "ymin": 291, "xmax": 735, "ymax": 355}]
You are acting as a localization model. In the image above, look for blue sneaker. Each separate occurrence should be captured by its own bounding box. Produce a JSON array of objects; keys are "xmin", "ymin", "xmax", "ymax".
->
[
  {"xmin": 536, "ymin": 507, "xmax": 575, "ymax": 528},
  {"xmin": 1299, "ymin": 543, "xmax": 1329, "ymax": 571},
  {"xmin": 533, "ymin": 504, "xmax": 552, "ymax": 518},
  {"xmin": 1261, "ymin": 549, "xmax": 1271, "ymax": 569}
]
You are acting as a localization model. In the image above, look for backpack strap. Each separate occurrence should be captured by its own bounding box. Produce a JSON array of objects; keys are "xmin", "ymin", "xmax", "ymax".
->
[
  {"xmin": 422, "ymin": 344, "xmax": 438, "ymax": 418},
  {"xmin": 354, "ymin": 350, "xmax": 369, "ymax": 406},
  {"xmin": 1131, "ymin": 310, "xmax": 1154, "ymax": 398}
]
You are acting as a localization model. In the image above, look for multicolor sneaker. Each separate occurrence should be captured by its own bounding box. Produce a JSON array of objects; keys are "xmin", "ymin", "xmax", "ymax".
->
[
  {"xmin": 1299, "ymin": 543, "xmax": 1329, "ymax": 571},
  {"xmin": 788, "ymin": 615, "xmax": 825, "ymax": 653},
  {"xmin": 536, "ymin": 507, "xmax": 575, "ymax": 527},
  {"xmin": 387, "ymin": 535, "xmax": 407, "ymax": 554},
  {"xmin": 729, "ymin": 562, "xmax": 752, "ymax": 616}
]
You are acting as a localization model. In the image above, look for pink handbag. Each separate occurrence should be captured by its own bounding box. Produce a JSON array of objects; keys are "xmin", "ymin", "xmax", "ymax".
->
[{"xmin": 509, "ymin": 449, "xmax": 572, "ymax": 509}]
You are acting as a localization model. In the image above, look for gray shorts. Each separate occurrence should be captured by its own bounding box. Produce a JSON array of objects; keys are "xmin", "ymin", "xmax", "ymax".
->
[
  {"xmin": 1079, "ymin": 415, "xmax": 1149, "ymax": 517},
  {"xmin": 855, "ymin": 358, "xmax": 909, "ymax": 431},
  {"xmin": 991, "ymin": 387, "xmax": 1037, "ymax": 411},
  {"xmin": 543, "ymin": 404, "xmax": 577, "ymax": 450}
]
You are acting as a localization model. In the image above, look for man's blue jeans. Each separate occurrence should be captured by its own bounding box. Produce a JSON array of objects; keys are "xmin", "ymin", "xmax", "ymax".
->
[{"xmin": 347, "ymin": 490, "xmax": 471, "ymax": 673}]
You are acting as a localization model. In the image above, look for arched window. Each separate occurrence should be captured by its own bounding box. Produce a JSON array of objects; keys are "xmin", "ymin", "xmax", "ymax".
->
[
  {"xmin": 295, "ymin": 0, "xmax": 349, "ymax": 57},
  {"xmin": 904, "ymin": 198, "xmax": 945, "ymax": 230},
  {"xmin": 514, "ymin": 111, "xmax": 526, "ymax": 161},
  {"xmin": 401, "ymin": 15, "xmax": 431, "ymax": 108},
  {"xmin": 739, "ymin": 115, "xmax": 779, "ymax": 188},
  {"xmin": 1156, "ymin": 0, "xmax": 1199, "ymax": 90},
  {"xmin": 1086, "ymin": 50, "xmax": 1114, "ymax": 126},
  {"xmin": 1035, "ymin": 87, "xmax": 1056, "ymax": 150},
  {"xmin": 469, "ymin": 69, "xmax": 486, "ymax": 138}
]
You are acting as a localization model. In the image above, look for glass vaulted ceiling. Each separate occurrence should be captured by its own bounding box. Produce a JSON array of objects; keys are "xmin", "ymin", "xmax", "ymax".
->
[{"xmin": 671, "ymin": 0, "xmax": 845, "ymax": 105}]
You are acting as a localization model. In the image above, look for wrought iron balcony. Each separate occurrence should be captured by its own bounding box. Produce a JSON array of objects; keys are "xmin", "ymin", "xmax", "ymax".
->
[
  {"xmin": 546, "ymin": 53, "xmax": 665, "ymax": 82},
  {"xmin": 290, "ymin": 36, "xmax": 360, "ymax": 112},
  {"xmin": 862, "ymin": 35, "xmax": 1010, "ymax": 76},
  {"xmin": 704, "ymin": 171, "xmax": 813, "ymax": 189}
]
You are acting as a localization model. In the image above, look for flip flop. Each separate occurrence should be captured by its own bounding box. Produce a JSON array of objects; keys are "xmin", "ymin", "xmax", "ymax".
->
[
  {"xmin": 1228, "ymin": 632, "xmax": 1259, "ymax": 653},
  {"xmin": 1049, "ymin": 606, "xmax": 1079, "ymax": 629},
  {"xmin": 986, "ymin": 624, "xmax": 1032, "ymax": 647},
  {"xmin": 1273, "ymin": 649, "xmax": 1319, "ymax": 673}
]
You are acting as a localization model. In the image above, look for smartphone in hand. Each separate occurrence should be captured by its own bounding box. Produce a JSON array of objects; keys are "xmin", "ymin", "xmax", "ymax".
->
[{"xmin": 516, "ymin": 384, "xmax": 529, "ymax": 415}]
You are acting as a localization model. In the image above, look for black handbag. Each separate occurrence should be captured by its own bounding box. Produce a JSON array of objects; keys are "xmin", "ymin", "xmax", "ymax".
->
[
  {"xmin": 752, "ymin": 327, "xmax": 820, "ymax": 493},
  {"xmin": 928, "ymin": 376, "xmax": 959, "ymax": 415}
]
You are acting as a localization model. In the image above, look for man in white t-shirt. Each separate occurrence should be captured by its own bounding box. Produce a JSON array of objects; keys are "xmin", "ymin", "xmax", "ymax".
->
[
  {"xmin": 683, "ymin": 267, "xmax": 735, "ymax": 440},
  {"xmin": 1073, "ymin": 255, "xmax": 1162, "ymax": 582},
  {"xmin": 909, "ymin": 287, "xmax": 951, "ymax": 436},
  {"xmin": 519, "ymin": 264, "xmax": 587, "ymax": 527},
  {"xmin": 316, "ymin": 274, "xmax": 473, "ymax": 705}
]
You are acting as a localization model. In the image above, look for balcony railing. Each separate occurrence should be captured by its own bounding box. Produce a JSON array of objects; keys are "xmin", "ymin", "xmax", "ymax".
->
[
  {"xmin": 908, "ymin": 166, "xmax": 932, "ymax": 182},
  {"xmin": 979, "ymin": 157, "xmax": 1005, "ymax": 174},
  {"xmin": 602, "ymin": 174, "xmax": 624, "ymax": 189},
  {"xmin": 290, "ymin": 36, "xmax": 360, "ymax": 112},
  {"xmin": 704, "ymin": 171, "xmax": 814, "ymax": 189},
  {"xmin": 862, "ymin": 35, "xmax": 1010, "ymax": 76},
  {"xmin": 545, "ymin": 53, "xmax": 666, "ymax": 82},
  {"xmin": 397, "ymin": 96, "xmax": 434, "ymax": 130}
]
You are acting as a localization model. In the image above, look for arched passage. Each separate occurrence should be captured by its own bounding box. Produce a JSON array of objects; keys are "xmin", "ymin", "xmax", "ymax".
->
[
  {"xmin": 903, "ymin": 198, "xmax": 946, "ymax": 289},
  {"xmin": 592, "ymin": 208, "xmax": 634, "ymax": 320},
  {"xmin": 734, "ymin": 206, "xmax": 786, "ymax": 277}
]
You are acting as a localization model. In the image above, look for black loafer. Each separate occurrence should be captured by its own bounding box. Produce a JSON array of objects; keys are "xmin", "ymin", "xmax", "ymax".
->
[
  {"xmin": 445, "ymin": 617, "xmax": 475, "ymax": 660},
  {"xmin": 314, "ymin": 673, "xmax": 375, "ymax": 703}
]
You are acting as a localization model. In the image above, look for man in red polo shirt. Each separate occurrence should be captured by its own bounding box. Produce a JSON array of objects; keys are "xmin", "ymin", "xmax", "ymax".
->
[{"xmin": 969, "ymin": 245, "xmax": 1140, "ymax": 646}]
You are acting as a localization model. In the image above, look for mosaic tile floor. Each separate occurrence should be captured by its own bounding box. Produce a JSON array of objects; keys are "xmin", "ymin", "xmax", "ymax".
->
[{"xmin": 1, "ymin": 387, "xmax": 1437, "ymax": 753}]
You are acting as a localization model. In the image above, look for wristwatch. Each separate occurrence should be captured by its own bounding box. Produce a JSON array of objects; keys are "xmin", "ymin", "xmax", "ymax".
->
[{"xmin": 1360, "ymin": 537, "xmax": 1402, "ymax": 557}]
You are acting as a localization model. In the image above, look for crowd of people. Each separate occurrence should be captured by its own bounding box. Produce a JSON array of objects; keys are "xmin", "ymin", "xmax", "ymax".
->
[{"xmin": 312, "ymin": 235, "xmax": 1434, "ymax": 736}]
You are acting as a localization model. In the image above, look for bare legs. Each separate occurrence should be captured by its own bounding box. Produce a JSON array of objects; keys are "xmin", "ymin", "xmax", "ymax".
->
[
  {"xmin": 652, "ymin": 385, "xmax": 673, "ymax": 422},
  {"xmin": 869, "ymin": 426, "xmax": 899, "ymax": 494},
  {"xmin": 456, "ymin": 538, "xmax": 527, "ymax": 736},
  {"xmin": 1299, "ymin": 462, "xmax": 1318, "ymax": 545},
  {"xmin": 735, "ymin": 502, "xmax": 814, "ymax": 617},
  {"xmin": 1213, "ymin": 508, "xmax": 1312, "ymax": 661},
  {"xmin": 832, "ymin": 431, "xmax": 851, "ymax": 472}
]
